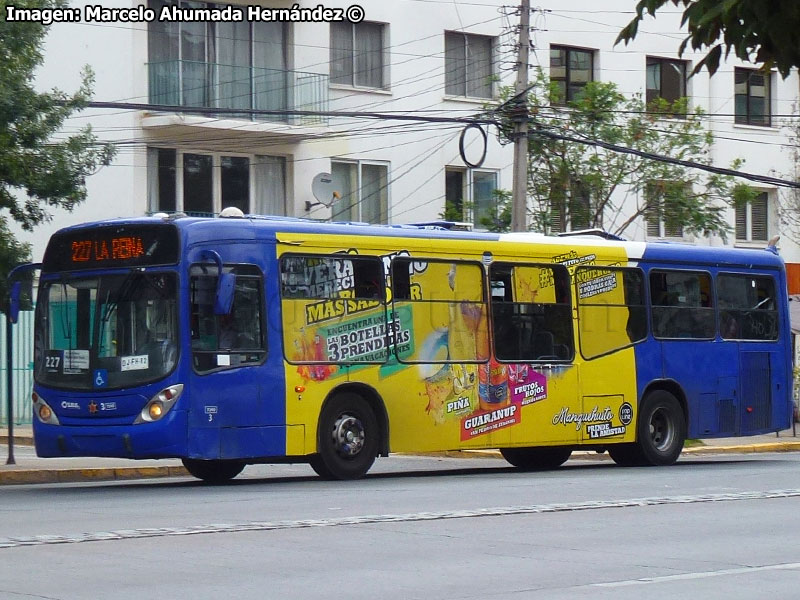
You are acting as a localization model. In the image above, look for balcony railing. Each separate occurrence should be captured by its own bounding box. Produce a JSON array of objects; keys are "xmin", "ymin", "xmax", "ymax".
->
[{"xmin": 148, "ymin": 60, "xmax": 328, "ymax": 125}]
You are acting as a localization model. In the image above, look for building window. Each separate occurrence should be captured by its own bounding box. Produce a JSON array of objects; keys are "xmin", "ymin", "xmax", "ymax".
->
[
  {"xmin": 148, "ymin": 148, "xmax": 286, "ymax": 216},
  {"xmin": 645, "ymin": 182, "xmax": 685, "ymax": 238},
  {"xmin": 444, "ymin": 32, "xmax": 494, "ymax": 99},
  {"xmin": 445, "ymin": 168, "xmax": 499, "ymax": 229},
  {"xmin": 550, "ymin": 46, "xmax": 594, "ymax": 105},
  {"xmin": 330, "ymin": 21, "xmax": 386, "ymax": 89},
  {"xmin": 735, "ymin": 191, "xmax": 769, "ymax": 242},
  {"xmin": 331, "ymin": 161, "xmax": 389, "ymax": 223},
  {"xmin": 735, "ymin": 68, "xmax": 771, "ymax": 126},
  {"xmin": 550, "ymin": 178, "xmax": 591, "ymax": 233},
  {"xmin": 646, "ymin": 57, "xmax": 687, "ymax": 113}
]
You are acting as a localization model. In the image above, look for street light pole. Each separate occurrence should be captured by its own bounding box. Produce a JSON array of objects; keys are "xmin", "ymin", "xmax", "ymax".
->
[{"xmin": 5, "ymin": 311, "xmax": 14, "ymax": 465}]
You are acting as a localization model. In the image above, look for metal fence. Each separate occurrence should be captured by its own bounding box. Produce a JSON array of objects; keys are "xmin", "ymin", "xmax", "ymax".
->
[
  {"xmin": 148, "ymin": 60, "xmax": 329, "ymax": 125},
  {"xmin": 0, "ymin": 310, "xmax": 35, "ymax": 426}
]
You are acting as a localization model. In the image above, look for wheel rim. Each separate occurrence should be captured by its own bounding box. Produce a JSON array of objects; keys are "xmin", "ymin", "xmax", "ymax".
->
[
  {"xmin": 331, "ymin": 413, "xmax": 365, "ymax": 458},
  {"xmin": 649, "ymin": 407, "xmax": 675, "ymax": 451}
]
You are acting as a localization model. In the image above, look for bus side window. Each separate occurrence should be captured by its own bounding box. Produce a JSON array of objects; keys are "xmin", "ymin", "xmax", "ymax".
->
[
  {"xmin": 490, "ymin": 263, "xmax": 573, "ymax": 362},
  {"xmin": 576, "ymin": 266, "xmax": 647, "ymax": 360},
  {"xmin": 353, "ymin": 258, "xmax": 384, "ymax": 300},
  {"xmin": 718, "ymin": 273, "xmax": 778, "ymax": 341},
  {"xmin": 650, "ymin": 270, "xmax": 715, "ymax": 339},
  {"xmin": 390, "ymin": 258, "xmax": 411, "ymax": 300}
]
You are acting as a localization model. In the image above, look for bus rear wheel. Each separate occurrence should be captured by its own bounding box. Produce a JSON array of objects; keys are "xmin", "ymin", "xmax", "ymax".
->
[
  {"xmin": 181, "ymin": 458, "xmax": 245, "ymax": 483},
  {"xmin": 500, "ymin": 447, "xmax": 572, "ymax": 470},
  {"xmin": 310, "ymin": 393, "xmax": 379, "ymax": 480},
  {"xmin": 635, "ymin": 390, "xmax": 686, "ymax": 466}
]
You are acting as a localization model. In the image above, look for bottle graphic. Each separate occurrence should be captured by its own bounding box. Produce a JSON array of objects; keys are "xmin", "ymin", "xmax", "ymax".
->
[{"xmin": 478, "ymin": 357, "xmax": 510, "ymax": 412}]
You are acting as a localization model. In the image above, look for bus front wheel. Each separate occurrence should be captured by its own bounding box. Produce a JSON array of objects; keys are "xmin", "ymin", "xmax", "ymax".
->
[
  {"xmin": 310, "ymin": 393, "xmax": 379, "ymax": 480},
  {"xmin": 500, "ymin": 447, "xmax": 572, "ymax": 470},
  {"xmin": 635, "ymin": 390, "xmax": 686, "ymax": 466},
  {"xmin": 181, "ymin": 458, "xmax": 245, "ymax": 483}
]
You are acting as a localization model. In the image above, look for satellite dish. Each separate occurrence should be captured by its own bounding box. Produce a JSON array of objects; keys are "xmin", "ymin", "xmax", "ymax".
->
[{"xmin": 311, "ymin": 172, "xmax": 343, "ymax": 208}]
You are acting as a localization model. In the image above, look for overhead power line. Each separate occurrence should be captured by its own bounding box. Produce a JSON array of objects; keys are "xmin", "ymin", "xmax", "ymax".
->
[
  {"xmin": 529, "ymin": 122, "xmax": 800, "ymax": 189},
  {"xmin": 85, "ymin": 101, "xmax": 498, "ymax": 126}
]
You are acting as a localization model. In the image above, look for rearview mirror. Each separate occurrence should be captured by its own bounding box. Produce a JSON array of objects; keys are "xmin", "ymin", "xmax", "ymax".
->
[{"xmin": 214, "ymin": 272, "xmax": 235, "ymax": 315}]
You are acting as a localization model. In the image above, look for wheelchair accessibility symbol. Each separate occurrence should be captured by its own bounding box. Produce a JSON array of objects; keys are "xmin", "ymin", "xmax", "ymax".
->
[{"xmin": 93, "ymin": 369, "xmax": 108, "ymax": 388}]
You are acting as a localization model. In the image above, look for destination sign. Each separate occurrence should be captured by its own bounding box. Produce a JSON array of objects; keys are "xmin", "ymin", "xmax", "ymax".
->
[{"xmin": 43, "ymin": 224, "xmax": 180, "ymax": 271}]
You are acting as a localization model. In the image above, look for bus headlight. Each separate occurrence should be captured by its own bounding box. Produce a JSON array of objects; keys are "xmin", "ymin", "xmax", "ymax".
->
[
  {"xmin": 135, "ymin": 384, "xmax": 183, "ymax": 424},
  {"xmin": 32, "ymin": 391, "xmax": 60, "ymax": 425}
]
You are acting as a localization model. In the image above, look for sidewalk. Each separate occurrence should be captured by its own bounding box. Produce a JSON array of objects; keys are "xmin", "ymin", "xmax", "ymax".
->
[
  {"xmin": 1, "ymin": 425, "xmax": 799, "ymax": 485},
  {"xmin": 0, "ymin": 425, "xmax": 187, "ymax": 484}
]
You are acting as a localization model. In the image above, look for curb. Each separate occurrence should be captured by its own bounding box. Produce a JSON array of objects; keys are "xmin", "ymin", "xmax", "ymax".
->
[
  {"xmin": 0, "ymin": 466, "xmax": 188, "ymax": 486},
  {"xmin": 682, "ymin": 441, "xmax": 800, "ymax": 454},
  {"xmin": 0, "ymin": 436, "xmax": 34, "ymax": 446}
]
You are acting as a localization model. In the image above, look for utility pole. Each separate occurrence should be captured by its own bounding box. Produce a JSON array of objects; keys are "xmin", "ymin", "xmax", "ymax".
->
[{"xmin": 510, "ymin": 0, "xmax": 530, "ymax": 232}]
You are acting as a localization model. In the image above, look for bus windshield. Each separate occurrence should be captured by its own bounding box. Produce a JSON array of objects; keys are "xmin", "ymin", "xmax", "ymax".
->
[{"xmin": 35, "ymin": 271, "xmax": 178, "ymax": 390}]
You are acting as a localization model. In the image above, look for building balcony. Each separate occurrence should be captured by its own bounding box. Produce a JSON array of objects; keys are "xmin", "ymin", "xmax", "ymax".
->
[{"xmin": 147, "ymin": 60, "xmax": 328, "ymax": 126}]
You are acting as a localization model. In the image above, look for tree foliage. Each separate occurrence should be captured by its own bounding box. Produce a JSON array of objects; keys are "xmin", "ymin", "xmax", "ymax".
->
[
  {"xmin": 616, "ymin": 0, "xmax": 800, "ymax": 78},
  {"xmin": 0, "ymin": 218, "xmax": 30, "ymax": 312},
  {"xmin": 0, "ymin": 0, "xmax": 115, "ymax": 233},
  {"xmin": 494, "ymin": 71, "xmax": 755, "ymax": 238}
]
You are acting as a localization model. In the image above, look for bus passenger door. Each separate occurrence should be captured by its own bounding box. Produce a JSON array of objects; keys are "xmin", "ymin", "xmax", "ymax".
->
[
  {"xmin": 187, "ymin": 263, "xmax": 271, "ymax": 459},
  {"xmin": 488, "ymin": 262, "xmax": 577, "ymax": 446}
]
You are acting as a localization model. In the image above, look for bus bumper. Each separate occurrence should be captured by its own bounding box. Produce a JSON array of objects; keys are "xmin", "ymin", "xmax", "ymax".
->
[{"xmin": 32, "ymin": 410, "xmax": 188, "ymax": 459}]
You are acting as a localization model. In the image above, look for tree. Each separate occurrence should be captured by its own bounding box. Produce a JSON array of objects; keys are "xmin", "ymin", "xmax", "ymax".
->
[
  {"xmin": 0, "ymin": 219, "xmax": 31, "ymax": 312},
  {"xmin": 493, "ymin": 71, "xmax": 755, "ymax": 238},
  {"xmin": 616, "ymin": 0, "xmax": 800, "ymax": 77},
  {"xmin": 0, "ymin": 0, "xmax": 115, "ymax": 234}
]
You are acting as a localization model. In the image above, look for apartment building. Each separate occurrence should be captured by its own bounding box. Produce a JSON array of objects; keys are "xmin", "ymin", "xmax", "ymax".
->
[{"xmin": 22, "ymin": 0, "xmax": 800, "ymax": 286}]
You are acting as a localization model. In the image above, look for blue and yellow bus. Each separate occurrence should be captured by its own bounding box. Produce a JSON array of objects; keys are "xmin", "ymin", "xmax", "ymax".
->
[{"xmin": 27, "ymin": 214, "xmax": 791, "ymax": 481}]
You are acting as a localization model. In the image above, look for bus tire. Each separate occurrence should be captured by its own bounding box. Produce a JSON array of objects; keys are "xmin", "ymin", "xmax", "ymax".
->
[
  {"xmin": 500, "ymin": 447, "xmax": 572, "ymax": 470},
  {"xmin": 181, "ymin": 458, "xmax": 245, "ymax": 483},
  {"xmin": 636, "ymin": 390, "xmax": 686, "ymax": 466},
  {"xmin": 310, "ymin": 393, "xmax": 378, "ymax": 480}
]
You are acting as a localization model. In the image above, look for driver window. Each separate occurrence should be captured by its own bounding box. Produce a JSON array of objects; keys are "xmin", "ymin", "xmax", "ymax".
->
[{"xmin": 190, "ymin": 263, "xmax": 265, "ymax": 372}]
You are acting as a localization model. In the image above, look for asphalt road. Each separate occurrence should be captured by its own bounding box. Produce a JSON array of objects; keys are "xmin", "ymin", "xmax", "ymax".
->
[{"xmin": 2, "ymin": 452, "xmax": 800, "ymax": 599}]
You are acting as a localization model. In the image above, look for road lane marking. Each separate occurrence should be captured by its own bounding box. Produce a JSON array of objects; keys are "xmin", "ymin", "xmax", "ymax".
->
[
  {"xmin": 2, "ymin": 488, "xmax": 800, "ymax": 549},
  {"xmin": 593, "ymin": 562, "xmax": 800, "ymax": 587}
]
